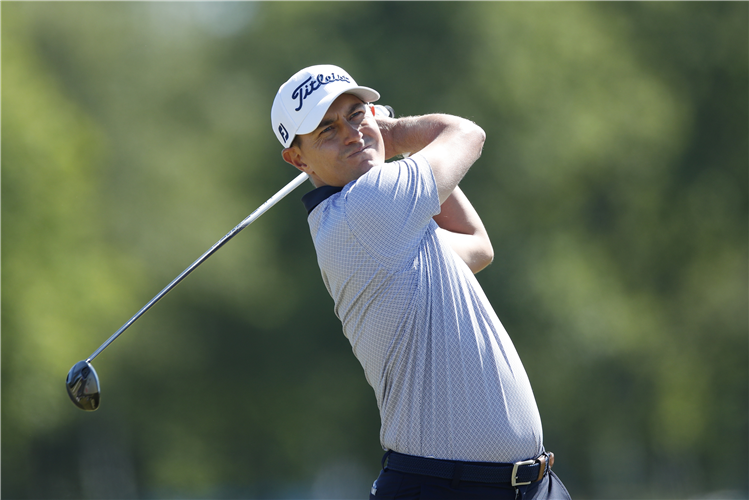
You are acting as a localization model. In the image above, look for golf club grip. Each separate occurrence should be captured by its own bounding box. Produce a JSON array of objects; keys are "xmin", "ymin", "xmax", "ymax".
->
[{"xmin": 87, "ymin": 171, "xmax": 310, "ymax": 362}]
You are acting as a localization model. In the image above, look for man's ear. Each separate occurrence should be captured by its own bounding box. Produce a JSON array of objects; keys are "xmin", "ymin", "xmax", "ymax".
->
[
  {"xmin": 281, "ymin": 145, "xmax": 323, "ymax": 187},
  {"xmin": 281, "ymin": 147, "xmax": 307, "ymax": 173}
]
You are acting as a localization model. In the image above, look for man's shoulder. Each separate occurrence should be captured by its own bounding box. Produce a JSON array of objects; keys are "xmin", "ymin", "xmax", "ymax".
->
[
  {"xmin": 351, "ymin": 154, "xmax": 430, "ymax": 192},
  {"xmin": 307, "ymin": 153, "xmax": 435, "ymax": 220}
]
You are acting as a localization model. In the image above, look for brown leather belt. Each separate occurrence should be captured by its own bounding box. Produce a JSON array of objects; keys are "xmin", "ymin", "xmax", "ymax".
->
[{"xmin": 384, "ymin": 450, "xmax": 555, "ymax": 487}]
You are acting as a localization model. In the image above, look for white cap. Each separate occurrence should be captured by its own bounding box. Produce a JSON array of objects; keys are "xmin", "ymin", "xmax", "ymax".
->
[{"xmin": 271, "ymin": 64, "xmax": 380, "ymax": 148}]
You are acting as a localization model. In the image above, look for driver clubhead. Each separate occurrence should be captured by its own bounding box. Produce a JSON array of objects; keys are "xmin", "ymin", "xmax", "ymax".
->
[{"xmin": 66, "ymin": 360, "xmax": 100, "ymax": 411}]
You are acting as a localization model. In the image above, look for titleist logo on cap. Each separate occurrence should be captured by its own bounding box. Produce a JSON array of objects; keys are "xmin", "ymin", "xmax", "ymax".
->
[{"xmin": 292, "ymin": 73, "xmax": 351, "ymax": 112}]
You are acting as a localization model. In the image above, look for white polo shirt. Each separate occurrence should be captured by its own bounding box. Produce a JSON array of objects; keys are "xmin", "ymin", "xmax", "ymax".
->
[{"xmin": 302, "ymin": 154, "xmax": 543, "ymax": 463}]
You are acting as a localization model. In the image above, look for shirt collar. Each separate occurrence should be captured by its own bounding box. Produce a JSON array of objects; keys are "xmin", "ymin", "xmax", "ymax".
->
[{"xmin": 301, "ymin": 185, "xmax": 344, "ymax": 215}]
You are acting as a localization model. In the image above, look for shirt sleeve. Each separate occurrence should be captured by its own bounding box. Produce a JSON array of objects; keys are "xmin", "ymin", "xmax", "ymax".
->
[{"xmin": 341, "ymin": 153, "xmax": 441, "ymax": 271}]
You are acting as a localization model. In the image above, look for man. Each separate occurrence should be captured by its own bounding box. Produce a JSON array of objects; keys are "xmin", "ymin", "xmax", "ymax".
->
[{"xmin": 271, "ymin": 65, "xmax": 570, "ymax": 499}]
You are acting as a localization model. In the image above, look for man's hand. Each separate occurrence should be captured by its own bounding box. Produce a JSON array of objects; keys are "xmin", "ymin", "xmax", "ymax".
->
[{"xmin": 373, "ymin": 115, "xmax": 404, "ymax": 161}]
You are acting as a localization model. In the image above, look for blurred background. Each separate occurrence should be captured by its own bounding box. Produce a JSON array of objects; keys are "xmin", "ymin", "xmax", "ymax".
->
[{"xmin": 2, "ymin": 2, "xmax": 747, "ymax": 499}]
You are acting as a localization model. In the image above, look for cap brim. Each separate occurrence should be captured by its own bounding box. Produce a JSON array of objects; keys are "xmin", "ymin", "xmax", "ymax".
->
[{"xmin": 296, "ymin": 86, "xmax": 380, "ymax": 137}]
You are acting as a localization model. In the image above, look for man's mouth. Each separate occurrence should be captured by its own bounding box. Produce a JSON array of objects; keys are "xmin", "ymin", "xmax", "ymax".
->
[{"xmin": 347, "ymin": 144, "xmax": 369, "ymax": 158}]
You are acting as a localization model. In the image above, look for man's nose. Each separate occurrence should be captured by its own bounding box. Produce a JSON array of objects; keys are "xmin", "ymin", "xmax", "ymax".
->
[{"xmin": 342, "ymin": 121, "xmax": 363, "ymax": 144}]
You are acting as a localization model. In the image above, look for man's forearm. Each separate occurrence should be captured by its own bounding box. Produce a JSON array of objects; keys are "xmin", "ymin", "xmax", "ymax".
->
[
  {"xmin": 376, "ymin": 113, "xmax": 485, "ymax": 203},
  {"xmin": 375, "ymin": 114, "xmax": 475, "ymax": 161},
  {"xmin": 433, "ymin": 187, "xmax": 494, "ymax": 273}
]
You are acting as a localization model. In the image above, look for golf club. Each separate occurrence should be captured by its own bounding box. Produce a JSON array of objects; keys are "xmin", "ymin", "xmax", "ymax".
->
[{"xmin": 66, "ymin": 171, "xmax": 310, "ymax": 411}]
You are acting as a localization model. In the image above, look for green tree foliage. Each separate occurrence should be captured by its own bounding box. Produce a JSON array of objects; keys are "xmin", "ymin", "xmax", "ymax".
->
[
  {"xmin": 2, "ymin": 10, "xmax": 151, "ymax": 497},
  {"xmin": 2, "ymin": 2, "xmax": 746, "ymax": 499}
]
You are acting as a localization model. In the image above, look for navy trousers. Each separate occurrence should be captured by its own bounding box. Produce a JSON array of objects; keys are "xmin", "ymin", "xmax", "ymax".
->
[{"xmin": 369, "ymin": 467, "xmax": 571, "ymax": 500}]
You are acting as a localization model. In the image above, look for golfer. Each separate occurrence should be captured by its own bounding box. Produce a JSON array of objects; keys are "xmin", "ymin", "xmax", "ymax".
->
[{"xmin": 272, "ymin": 65, "xmax": 571, "ymax": 499}]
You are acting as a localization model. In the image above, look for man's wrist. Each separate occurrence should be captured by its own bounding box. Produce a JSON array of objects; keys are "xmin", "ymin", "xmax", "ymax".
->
[{"xmin": 376, "ymin": 115, "xmax": 404, "ymax": 160}]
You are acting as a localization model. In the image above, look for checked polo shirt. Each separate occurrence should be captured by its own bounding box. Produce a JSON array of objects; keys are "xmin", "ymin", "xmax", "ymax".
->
[{"xmin": 302, "ymin": 154, "xmax": 544, "ymax": 463}]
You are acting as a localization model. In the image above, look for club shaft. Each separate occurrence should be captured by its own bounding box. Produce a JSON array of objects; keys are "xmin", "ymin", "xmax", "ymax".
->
[{"xmin": 87, "ymin": 171, "xmax": 309, "ymax": 362}]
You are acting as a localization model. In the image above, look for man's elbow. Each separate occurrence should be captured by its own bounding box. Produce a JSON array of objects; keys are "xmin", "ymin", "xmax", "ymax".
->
[
  {"xmin": 452, "ymin": 118, "xmax": 485, "ymax": 163},
  {"xmin": 470, "ymin": 239, "xmax": 494, "ymax": 274},
  {"xmin": 466, "ymin": 122, "xmax": 486, "ymax": 161},
  {"xmin": 474, "ymin": 124, "xmax": 487, "ymax": 149}
]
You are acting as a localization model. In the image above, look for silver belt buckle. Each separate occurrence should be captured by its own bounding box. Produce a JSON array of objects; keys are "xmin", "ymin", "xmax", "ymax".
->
[{"xmin": 511, "ymin": 459, "xmax": 536, "ymax": 487}]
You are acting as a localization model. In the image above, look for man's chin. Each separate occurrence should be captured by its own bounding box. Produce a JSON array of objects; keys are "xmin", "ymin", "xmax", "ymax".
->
[
  {"xmin": 360, "ymin": 149, "xmax": 385, "ymax": 168},
  {"xmin": 357, "ymin": 158, "xmax": 381, "ymax": 176}
]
